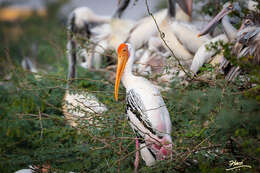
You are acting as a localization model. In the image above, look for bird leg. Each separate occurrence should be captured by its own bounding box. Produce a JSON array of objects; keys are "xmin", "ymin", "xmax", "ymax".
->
[
  {"xmin": 147, "ymin": 136, "xmax": 172, "ymax": 160},
  {"xmin": 134, "ymin": 137, "xmax": 139, "ymax": 173}
]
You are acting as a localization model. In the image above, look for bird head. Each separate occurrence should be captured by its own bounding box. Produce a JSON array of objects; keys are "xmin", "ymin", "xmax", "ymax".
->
[
  {"xmin": 177, "ymin": 0, "xmax": 193, "ymax": 17},
  {"xmin": 114, "ymin": 43, "xmax": 130, "ymax": 101},
  {"xmin": 198, "ymin": 3, "xmax": 234, "ymax": 37},
  {"xmin": 239, "ymin": 18, "xmax": 254, "ymax": 31}
]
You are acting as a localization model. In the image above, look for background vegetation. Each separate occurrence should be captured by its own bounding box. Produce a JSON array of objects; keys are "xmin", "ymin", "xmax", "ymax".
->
[{"xmin": 0, "ymin": 0, "xmax": 259, "ymax": 172}]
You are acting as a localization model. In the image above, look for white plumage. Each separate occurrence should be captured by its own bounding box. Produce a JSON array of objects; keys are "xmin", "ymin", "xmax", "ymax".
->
[
  {"xmin": 63, "ymin": 30, "xmax": 108, "ymax": 127},
  {"xmin": 115, "ymin": 43, "xmax": 172, "ymax": 171},
  {"xmin": 63, "ymin": 90, "xmax": 107, "ymax": 127},
  {"xmin": 190, "ymin": 34, "xmax": 228, "ymax": 74}
]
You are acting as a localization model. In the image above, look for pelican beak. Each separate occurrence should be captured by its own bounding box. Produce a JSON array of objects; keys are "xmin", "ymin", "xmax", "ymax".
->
[
  {"xmin": 198, "ymin": 4, "xmax": 234, "ymax": 37},
  {"xmin": 186, "ymin": 0, "xmax": 193, "ymax": 17},
  {"xmin": 177, "ymin": 0, "xmax": 193, "ymax": 17},
  {"xmin": 115, "ymin": 43, "xmax": 129, "ymax": 101}
]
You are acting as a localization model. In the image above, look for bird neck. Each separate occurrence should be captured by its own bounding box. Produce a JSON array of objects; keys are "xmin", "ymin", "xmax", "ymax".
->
[
  {"xmin": 168, "ymin": 0, "xmax": 176, "ymax": 18},
  {"xmin": 122, "ymin": 51, "xmax": 135, "ymax": 87},
  {"xmin": 167, "ymin": 0, "xmax": 191, "ymax": 22},
  {"xmin": 175, "ymin": 4, "xmax": 191, "ymax": 22},
  {"xmin": 112, "ymin": 0, "xmax": 130, "ymax": 18},
  {"xmin": 67, "ymin": 40, "xmax": 77, "ymax": 88},
  {"xmin": 222, "ymin": 15, "xmax": 238, "ymax": 41}
]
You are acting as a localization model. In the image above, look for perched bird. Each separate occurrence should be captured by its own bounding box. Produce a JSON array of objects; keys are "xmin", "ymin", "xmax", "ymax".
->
[
  {"xmin": 63, "ymin": 36, "xmax": 107, "ymax": 128},
  {"xmin": 198, "ymin": 2, "xmax": 260, "ymax": 81},
  {"xmin": 114, "ymin": 43, "xmax": 172, "ymax": 171},
  {"xmin": 66, "ymin": 7, "xmax": 109, "ymax": 70},
  {"xmin": 247, "ymin": 0, "xmax": 259, "ymax": 12}
]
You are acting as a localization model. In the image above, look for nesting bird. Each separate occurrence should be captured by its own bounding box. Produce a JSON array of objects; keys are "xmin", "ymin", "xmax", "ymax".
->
[
  {"xmin": 197, "ymin": 2, "xmax": 260, "ymax": 81},
  {"xmin": 191, "ymin": 2, "xmax": 241, "ymax": 74},
  {"xmin": 129, "ymin": 0, "xmax": 196, "ymax": 82},
  {"xmin": 67, "ymin": 0, "xmax": 131, "ymax": 70}
]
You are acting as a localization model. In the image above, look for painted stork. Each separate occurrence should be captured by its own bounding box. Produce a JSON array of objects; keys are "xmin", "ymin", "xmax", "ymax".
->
[
  {"xmin": 157, "ymin": 0, "xmax": 195, "ymax": 68},
  {"xmin": 67, "ymin": 0, "xmax": 131, "ymax": 69},
  {"xmin": 169, "ymin": 0, "xmax": 212, "ymax": 55},
  {"xmin": 197, "ymin": 2, "xmax": 260, "ymax": 81},
  {"xmin": 114, "ymin": 43, "xmax": 173, "ymax": 171}
]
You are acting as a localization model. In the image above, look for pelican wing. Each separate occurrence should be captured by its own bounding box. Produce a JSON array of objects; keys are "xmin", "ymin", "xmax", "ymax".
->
[{"xmin": 226, "ymin": 27, "xmax": 260, "ymax": 81}]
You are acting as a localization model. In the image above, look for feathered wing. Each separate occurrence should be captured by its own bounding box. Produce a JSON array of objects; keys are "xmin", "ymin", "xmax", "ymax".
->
[
  {"xmin": 226, "ymin": 28, "xmax": 260, "ymax": 81},
  {"xmin": 126, "ymin": 89, "xmax": 158, "ymax": 164},
  {"xmin": 125, "ymin": 88, "xmax": 172, "ymax": 164},
  {"xmin": 126, "ymin": 89, "xmax": 157, "ymax": 138}
]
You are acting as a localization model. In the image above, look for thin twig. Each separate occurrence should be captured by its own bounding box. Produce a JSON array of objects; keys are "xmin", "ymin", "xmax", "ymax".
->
[
  {"xmin": 38, "ymin": 109, "xmax": 43, "ymax": 139},
  {"xmin": 144, "ymin": 0, "xmax": 193, "ymax": 79}
]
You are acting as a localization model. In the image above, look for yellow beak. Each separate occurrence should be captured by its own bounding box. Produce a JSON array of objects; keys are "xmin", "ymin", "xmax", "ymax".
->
[{"xmin": 114, "ymin": 50, "xmax": 128, "ymax": 101}]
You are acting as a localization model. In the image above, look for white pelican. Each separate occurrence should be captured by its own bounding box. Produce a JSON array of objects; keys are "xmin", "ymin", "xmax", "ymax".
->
[
  {"xmin": 197, "ymin": 2, "xmax": 260, "ymax": 81},
  {"xmin": 126, "ymin": 0, "xmax": 192, "ymax": 49},
  {"xmin": 114, "ymin": 43, "xmax": 172, "ymax": 171},
  {"xmin": 190, "ymin": 3, "xmax": 239, "ymax": 74},
  {"xmin": 63, "ymin": 39, "xmax": 107, "ymax": 128},
  {"xmin": 190, "ymin": 34, "xmax": 228, "ymax": 74}
]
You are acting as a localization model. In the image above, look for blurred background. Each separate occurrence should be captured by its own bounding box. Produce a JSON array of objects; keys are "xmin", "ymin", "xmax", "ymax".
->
[{"xmin": 0, "ymin": 0, "xmax": 162, "ymax": 77}]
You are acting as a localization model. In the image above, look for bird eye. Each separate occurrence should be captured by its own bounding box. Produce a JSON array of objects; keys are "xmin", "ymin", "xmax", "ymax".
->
[
  {"xmin": 245, "ymin": 19, "xmax": 252, "ymax": 26},
  {"xmin": 158, "ymin": 135, "xmax": 163, "ymax": 139},
  {"xmin": 228, "ymin": 4, "xmax": 233, "ymax": 9}
]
